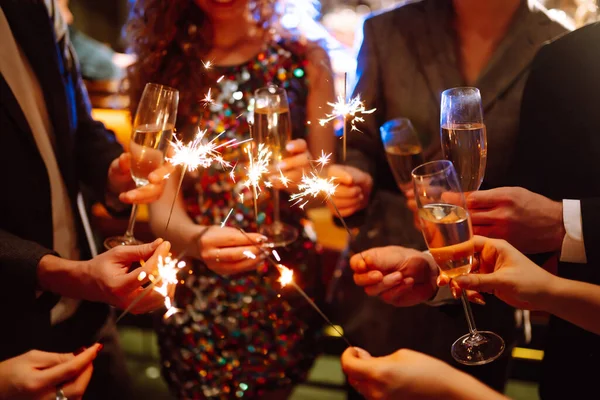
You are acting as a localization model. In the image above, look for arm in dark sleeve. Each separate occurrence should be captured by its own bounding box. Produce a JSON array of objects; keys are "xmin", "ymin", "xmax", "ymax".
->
[
  {"xmin": 0, "ymin": 229, "xmax": 58, "ymax": 308},
  {"xmin": 581, "ymin": 198, "xmax": 600, "ymax": 266},
  {"xmin": 345, "ymin": 17, "xmax": 384, "ymax": 178}
]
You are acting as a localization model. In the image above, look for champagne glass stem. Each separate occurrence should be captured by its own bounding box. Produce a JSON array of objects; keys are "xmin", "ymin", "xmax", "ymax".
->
[
  {"xmin": 460, "ymin": 289, "xmax": 479, "ymax": 337},
  {"xmin": 124, "ymin": 204, "xmax": 139, "ymax": 240},
  {"xmin": 273, "ymin": 188, "xmax": 281, "ymax": 228}
]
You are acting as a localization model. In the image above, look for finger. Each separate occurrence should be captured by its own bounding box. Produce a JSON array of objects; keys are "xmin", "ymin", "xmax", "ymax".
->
[
  {"xmin": 330, "ymin": 196, "xmax": 363, "ymax": 209},
  {"xmin": 61, "ymin": 364, "xmax": 94, "ymax": 400},
  {"xmin": 466, "ymin": 188, "xmax": 506, "ymax": 209},
  {"xmin": 349, "ymin": 253, "xmax": 368, "ymax": 273},
  {"xmin": 278, "ymin": 152, "xmax": 309, "ymax": 171},
  {"xmin": 362, "ymin": 272, "xmax": 405, "ymax": 296},
  {"xmin": 148, "ymin": 163, "xmax": 175, "ymax": 183},
  {"xmin": 285, "ymin": 139, "xmax": 308, "ymax": 154},
  {"xmin": 110, "ymin": 238, "xmax": 164, "ymax": 263},
  {"xmin": 129, "ymin": 290, "xmax": 169, "ymax": 314},
  {"xmin": 454, "ymin": 274, "xmax": 500, "ymax": 294},
  {"xmin": 380, "ymin": 281, "xmax": 417, "ymax": 304},
  {"xmin": 469, "ymin": 209, "xmax": 499, "ymax": 226},
  {"xmin": 131, "ymin": 241, "xmax": 172, "ymax": 284},
  {"xmin": 118, "ymin": 152, "xmax": 131, "ymax": 174},
  {"xmin": 353, "ymin": 271, "xmax": 384, "ymax": 287},
  {"xmin": 38, "ymin": 345, "xmax": 101, "ymax": 387},
  {"xmin": 204, "ymin": 229, "xmax": 268, "ymax": 248},
  {"xmin": 340, "ymin": 347, "xmax": 373, "ymax": 380},
  {"xmin": 121, "ymin": 182, "xmax": 166, "ymax": 204},
  {"xmin": 333, "ymin": 185, "xmax": 362, "ymax": 199},
  {"xmin": 205, "ymin": 245, "xmax": 265, "ymax": 263}
]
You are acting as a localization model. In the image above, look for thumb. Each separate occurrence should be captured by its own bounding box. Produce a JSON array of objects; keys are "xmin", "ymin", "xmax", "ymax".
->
[
  {"xmin": 123, "ymin": 241, "xmax": 172, "ymax": 291},
  {"xmin": 454, "ymin": 273, "xmax": 500, "ymax": 294},
  {"xmin": 341, "ymin": 347, "xmax": 374, "ymax": 381},
  {"xmin": 112, "ymin": 238, "xmax": 163, "ymax": 263}
]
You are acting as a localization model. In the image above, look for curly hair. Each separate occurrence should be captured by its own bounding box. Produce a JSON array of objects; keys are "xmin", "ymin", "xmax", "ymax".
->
[{"xmin": 125, "ymin": 0, "xmax": 278, "ymax": 124}]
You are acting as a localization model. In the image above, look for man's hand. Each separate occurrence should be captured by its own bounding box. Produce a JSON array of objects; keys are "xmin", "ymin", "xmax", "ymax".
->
[
  {"xmin": 349, "ymin": 246, "xmax": 438, "ymax": 307},
  {"xmin": 107, "ymin": 153, "xmax": 174, "ymax": 204},
  {"xmin": 438, "ymin": 236, "xmax": 557, "ymax": 310},
  {"xmin": 327, "ymin": 165, "xmax": 373, "ymax": 217},
  {"xmin": 38, "ymin": 239, "xmax": 172, "ymax": 314},
  {"xmin": 467, "ymin": 187, "xmax": 564, "ymax": 254}
]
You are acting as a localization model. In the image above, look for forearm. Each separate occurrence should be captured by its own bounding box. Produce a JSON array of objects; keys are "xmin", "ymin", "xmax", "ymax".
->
[
  {"xmin": 543, "ymin": 276, "xmax": 600, "ymax": 335},
  {"xmin": 444, "ymin": 369, "xmax": 509, "ymax": 400},
  {"xmin": 149, "ymin": 194, "xmax": 205, "ymax": 259}
]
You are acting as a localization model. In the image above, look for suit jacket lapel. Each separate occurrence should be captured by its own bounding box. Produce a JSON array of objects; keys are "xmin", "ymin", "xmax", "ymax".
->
[
  {"xmin": 476, "ymin": 3, "xmax": 561, "ymax": 112},
  {"xmin": 1, "ymin": 0, "xmax": 71, "ymax": 154}
]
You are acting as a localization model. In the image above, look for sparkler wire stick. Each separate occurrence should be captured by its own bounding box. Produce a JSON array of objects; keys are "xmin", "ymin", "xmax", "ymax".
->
[
  {"xmin": 236, "ymin": 228, "xmax": 352, "ymax": 347},
  {"xmin": 164, "ymin": 165, "xmax": 187, "ymax": 234},
  {"xmin": 342, "ymin": 72, "xmax": 347, "ymax": 162}
]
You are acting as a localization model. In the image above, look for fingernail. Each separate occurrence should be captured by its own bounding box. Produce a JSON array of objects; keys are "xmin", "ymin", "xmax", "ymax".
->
[
  {"xmin": 353, "ymin": 347, "xmax": 371, "ymax": 359},
  {"xmin": 285, "ymin": 142, "xmax": 294, "ymax": 151},
  {"xmin": 97, "ymin": 344, "xmax": 104, "ymax": 353},
  {"xmin": 473, "ymin": 297, "xmax": 486, "ymax": 306},
  {"xmin": 74, "ymin": 346, "xmax": 86, "ymax": 355},
  {"xmin": 382, "ymin": 271, "xmax": 403, "ymax": 285},
  {"xmin": 258, "ymin": 236, "xmax": 268, "ymax": 243},
  {"xmin": 278, "ymin": 161, "xmax": 287, "ymax": 169}
]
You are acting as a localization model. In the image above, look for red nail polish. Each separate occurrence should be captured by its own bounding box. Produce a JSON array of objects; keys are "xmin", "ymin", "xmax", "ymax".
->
[
  {"xmin": 74, "ymin": 346, "xmax": 86, "ymax": 355},
  {"xmin": 97, "ymin": 344, "xmax": 104, "ymax": 353}
]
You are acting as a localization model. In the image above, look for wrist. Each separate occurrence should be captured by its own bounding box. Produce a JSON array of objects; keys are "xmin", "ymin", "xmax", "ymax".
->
[
  {"xmin": 540, "ymin": 274, "xmax": 567, "ymax": 314},
  {"xmin": 552, "ymin": 200, "xmax": 566, "ymax": 252},
  {"xmin": 37, "ymin": 254, "xmax": 80, "ymax": 296}
]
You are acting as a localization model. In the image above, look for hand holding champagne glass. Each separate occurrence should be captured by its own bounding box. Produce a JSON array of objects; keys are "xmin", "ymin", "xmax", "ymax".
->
[
  {"xmin": 253, "ymin": 85, "xmax": 298, "ymax": 247},
  {"xmin": 412, "ymin": 160, "xmax": 504, "ymax": 365},
  {"xmin": 380, "ymin": 118, "xmax": 424, "ymax": 192},
  {"xmin": 104, "ymin": 83, "xmax": 178, "ymax": 249},
  {"xmin": 440, "ymin": 87, "xmax": 487, "ymax": 192}
]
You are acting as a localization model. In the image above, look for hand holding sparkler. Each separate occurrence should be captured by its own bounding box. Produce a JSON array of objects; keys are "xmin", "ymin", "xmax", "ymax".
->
[{"xmin": 325, "ymin": 164, "xmax": 373, "ymax": 218}]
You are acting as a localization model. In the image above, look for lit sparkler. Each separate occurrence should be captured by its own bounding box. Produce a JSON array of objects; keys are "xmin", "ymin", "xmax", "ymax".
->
[
  {"xmin": 115, "ymin": 253, "xmax": 188, "ymax": 323},
  {"xmin": 289, "ymin": 173, "xmax": 338, "ymax": 209},
  {"xmin": 318, "ymin": 73, "xmax": 376, "ymax": 161},
  {"xmin": 236, "ymin": 228, "xmax": 352, "ymax": 347},
  {"xmin": 242, "ymin": 143, "xmax": 272, "ymax": 199},
  {"xmin": 202, "ymin": 88, "xmax": 215, "ymax": 107}
]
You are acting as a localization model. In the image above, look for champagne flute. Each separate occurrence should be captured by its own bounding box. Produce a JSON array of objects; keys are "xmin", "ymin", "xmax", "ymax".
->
[
  {"xmin": 440, "ymin": 87, "xmax": 487, "ymax": 192},
  {"xmin": 104, "ymin": 83, "xmax": 178, "ymax": 249},
  {"xmin": 379, "ymin": 118, "xmax": 424, "ymax": 191},
  {"xmin": 252, "ymin": 85, "xmax": 298, "ymax": 247},
  {"xmin": 412, "ymin": 160, "xmax": 504, "ymax": 365}
]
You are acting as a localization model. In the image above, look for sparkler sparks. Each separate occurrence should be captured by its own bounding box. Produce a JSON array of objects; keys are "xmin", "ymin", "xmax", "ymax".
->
[
  {"xmin": 318, "ymin": 94, "xmax": 376, "ymax": 132},
  {"xmin": 290, "ymin": 173, "xmax": 338, "ymax": 209},
  {"xmin": 242, "ymin": 143, "xmax": 272, "ymax": 198},
  {"xmin": 202, "ymin": 88, "xmax": 215, "ymax": 107},
  {"xmin": 145, "ymin": 254, "xmax": 187, "ymax": 319},
  {"xmin": 315, "ymin": 150, "xmax": 332, "ymax": 171},
  {"xmin": 276, "ymin": 264, "xmax": 294, "ymax": 287}
]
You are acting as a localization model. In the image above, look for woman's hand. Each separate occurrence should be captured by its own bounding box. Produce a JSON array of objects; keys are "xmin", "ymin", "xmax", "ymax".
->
[
  {"xmin": 438, "ymin": 236, "xmax": 557, "ymax": 310},
  {"xmin": 269, "ymin": 139, "xmax": 311, "ymax": 192},
  {"xmin": 326, "ymin": 164, "xmax": 373, "ymax": 217},
  {"xmin": 0, "ymin": 344, "xmax": 102, "ymax": 400},
  {"xmin": 107, "ymin": 152, "xmax": 174, "ymax": 204},
  {"xmin": 197, "ymin": 227, "xmax": 268, "ymax": 275},
  {"xmin": 341, "ymin": 347, "xmax": 506, "ymax": 400}
]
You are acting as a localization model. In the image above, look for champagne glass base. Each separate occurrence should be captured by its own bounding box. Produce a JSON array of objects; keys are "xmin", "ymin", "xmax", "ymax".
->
[
  {"xmin": 451, "ymin": 331, "xmax": 505, "ymax": 366},
  {"xmin": 259, "ymin": 223, "xmax": 299, "ymax": 248},
  {"xmin": 104, "ymin": 236, "xmax": 144, "ymax": 250}
]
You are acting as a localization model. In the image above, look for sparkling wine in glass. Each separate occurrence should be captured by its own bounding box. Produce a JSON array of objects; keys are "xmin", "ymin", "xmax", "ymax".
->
[
  {"xmin": 104, "ymin": 83, "xmax": 178, "ymax": 249},
  {"xmin": 253, "ymin": 85, "xmax": 298, "ymax": 247},
  {"xmin": 440, "ymin": 87, "xmax": 487, "ymax": 192},
  {"xmin": 412, "ymin": 160, "xmax": 504, "ymax": 365},
  {"xmin": 380, "ymin": 118, "xmax": 424, "ymax": 191}
]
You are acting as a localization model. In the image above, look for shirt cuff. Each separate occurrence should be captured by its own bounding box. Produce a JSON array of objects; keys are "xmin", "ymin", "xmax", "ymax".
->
[
  {"xmin": 422, "ymin": 250, "xmax": 457, "ymax": 306},
  {"xmin": 560, "ymin": 199, "xmax": 587, "ymax": 264}
]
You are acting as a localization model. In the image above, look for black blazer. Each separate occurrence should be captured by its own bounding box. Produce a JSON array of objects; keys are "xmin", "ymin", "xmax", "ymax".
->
[
  {"xmin": 510, "ymin": 22, "xmax": 600, "ymax": 399},
  {"xmin": 0, "ymin": 1, "xmax": 123, "ymax": 359}
]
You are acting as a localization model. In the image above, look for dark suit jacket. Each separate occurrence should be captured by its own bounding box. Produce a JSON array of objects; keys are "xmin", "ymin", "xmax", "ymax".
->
[
  {"xmin": 510, "ymin": 22, "xmax": 600, "ymax": 400},
  {"xmin": 0, "ymin": 0, "xmax": 123, "ymax": 360},
  {"xmin": 330, "ymin": 0, "xmax": 567, "ymax": 391}
]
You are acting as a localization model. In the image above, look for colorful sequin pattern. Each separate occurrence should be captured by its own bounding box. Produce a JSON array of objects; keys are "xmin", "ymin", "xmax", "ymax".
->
[{"xmin": 158, "ymin": 39, "xmax": 324, "ymax": 399}]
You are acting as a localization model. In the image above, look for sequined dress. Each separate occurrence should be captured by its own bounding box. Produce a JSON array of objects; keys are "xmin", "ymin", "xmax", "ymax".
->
[{"xmin": 157, "ymin": 39, "xmax": 324, "ymax": 399}]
